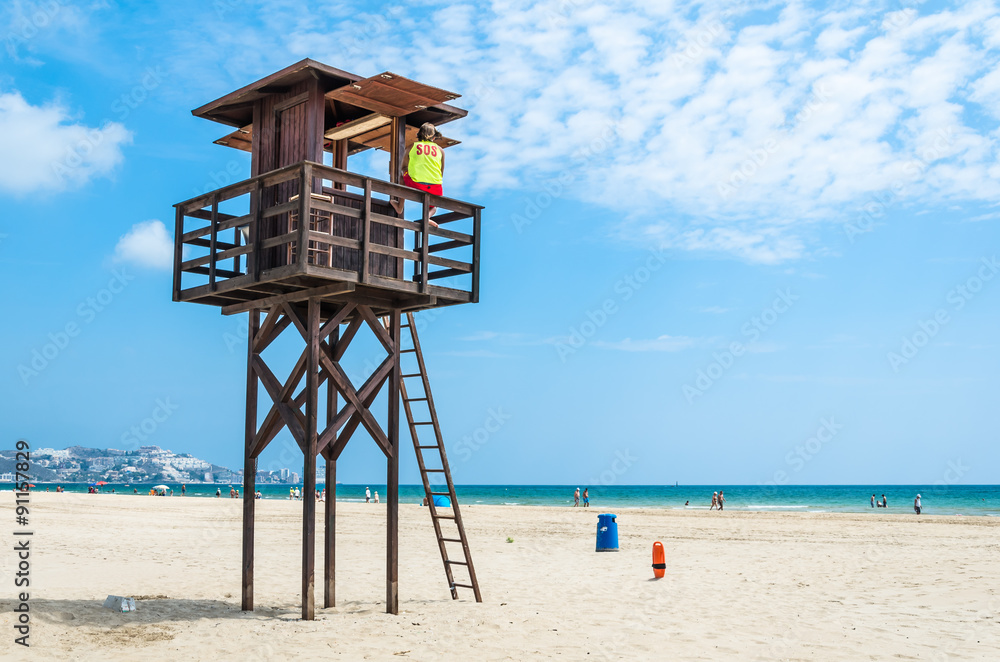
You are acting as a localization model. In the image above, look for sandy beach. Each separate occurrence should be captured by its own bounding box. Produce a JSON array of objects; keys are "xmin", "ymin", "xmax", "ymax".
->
[{"xmin": 2, "ymin": 493, "xmax": 998, "ymax": 660}]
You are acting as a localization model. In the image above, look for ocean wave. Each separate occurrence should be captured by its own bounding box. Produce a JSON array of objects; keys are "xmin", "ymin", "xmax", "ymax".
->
[{"xmin": 746, "ymin": 505, "xmax": 809, "ymax": 509}]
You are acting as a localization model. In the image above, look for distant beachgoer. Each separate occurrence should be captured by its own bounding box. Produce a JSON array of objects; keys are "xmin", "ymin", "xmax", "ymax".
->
[
  {"xmin": 182, "ymin": 484, "xmax": 186, "ymax": 496},
  {"xmin": 216, "ymin": 488, "xmax": 221, "ymax": 498},
  {"xmin": 255, "ymin": 491, "xmax": 262, "ymax": 499},
  {"xmin": 290, "ymin": 487, "xmax": 294, "ymax": 500},
  {"xmin": 583, "ymin": 488, "xmax": 589, "ymax": 507},
  {"xmin": 168, "ymin": 489, "xmax": 172, "ymax": 497},
  {"xmin": 684, "ymin": 500, "xmax": 690, "ymax": 506},
  {"xmin": 718, "ymin": 491, "xmax": 725, "ymax": 511},
  {"xmin": 710, "ymin": 492, "xmax": 718, "ymax": 510},
  {"xmin": 914, "ymin": 494, "xmax": 922, "ymax": 515},
  {"xmin": 573, "ymin": 488, "xmax": 580, "ymax": 507},
  {"xmin": 374, "ymin": 491, "xmax": 380, "ymax": 504},
  {"xmin": 366, "ymin": 487, "xmax": 371, "ymax": 503},
  {"xmin": 133, "ymin": 488, "xmax": 138, "ymax": 494},
  {"xmin": 871, "ymin": 494, "xmax": 876, "ymax": 508},
  {"xmin": 882, "ymin": 494, "xmax": 887, "ymax": 508},
  {"xmin": 422, "ymin": 496, "xmax": 429, "ymax": 506},
  {"xmin": 230, "ymin": 487, "xmax": 236, "ymax": 498}
]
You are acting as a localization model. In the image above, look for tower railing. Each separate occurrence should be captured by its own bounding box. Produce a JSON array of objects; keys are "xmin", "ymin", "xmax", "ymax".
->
[{"xmin": 173, "ymin": 161, "xmax": 481, "ymax": 307}]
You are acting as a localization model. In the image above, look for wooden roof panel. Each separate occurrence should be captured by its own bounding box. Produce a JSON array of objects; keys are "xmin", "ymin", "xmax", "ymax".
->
[{"xmin": 326, "ymin": 72, "xmax": 462, "ymax": 117}]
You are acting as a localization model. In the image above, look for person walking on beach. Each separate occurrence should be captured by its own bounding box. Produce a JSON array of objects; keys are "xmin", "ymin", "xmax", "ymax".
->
[
  {"xmin": 914, "ymin": 494, "xmax": 922, "ymax": 515},
  {"xmin": 583, "ymin": 488, "xmax": 589, "ymax": 507},
  {"xmin": 374, "ymin": 491, "xmax": 380, "ymax": 504},
  {"xmin": 871, "ymin": 494, "xmax": 876, "ymax": 508},
  {"xmin": 718, "ymin": 491, "xmax": 726, "ymax": 511},
  {"xmin": 573, "ymin": 487, "xmax": 580, "ymax": 507},
  {"xmin": 366, "ymin": 487, "xmax": 371, "ymax": 503},
  {"xmin": 882, "ymin": 494, "xmax": 887, "ymax": 508},
  {"xmin": 710, "ymin": 492, "xmax": 718, "ymax": 510}
]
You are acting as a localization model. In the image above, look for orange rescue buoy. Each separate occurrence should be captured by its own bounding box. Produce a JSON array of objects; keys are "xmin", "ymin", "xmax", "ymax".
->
[{"xmin": 652, "ymin": 541, "xmax": 665, "ymax": 578}]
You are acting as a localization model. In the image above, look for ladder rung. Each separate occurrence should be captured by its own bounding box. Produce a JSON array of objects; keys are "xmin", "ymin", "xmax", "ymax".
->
[
  {"xmin": 425, "ymin": 469, "xmax": 446, "ymax": 472},
  {"xmin": 435, "ymin": 514, "xmax": 456, "ymax": 520},
  {"xmin": 441, "ymin": 538, "xmax": 463, "ymax": 543},
  {"xmin": 451, "ymin": 583, "xmax": 475, "ymax": 589},
  {"xmin": 413, "ymin": 422, "xmax": 434, "ymax": 425},
  {"xmin": 402, "ymin": 373, "xmax": 422, "ymax": 378},
  {"xmin": 401, "ymin": 349, "xmax": 417, "ymax": 353},
  {"xmin": 417, "ymin": 445, "xmax": 440, "ymax": 449},
  {"xmin": 406, "ymin": 397, "xmax": 428, "ymax": 402},
  {"xmin": 430, "ymin": 491, "xmax": 451, "ymax": 495},
  {"xmin": 401, "ymin": 324, "xmax": 410, "ymax": 328},
  {"xmin": 445, "ymin": 560, "xmax": 468, "ymax": 565}
]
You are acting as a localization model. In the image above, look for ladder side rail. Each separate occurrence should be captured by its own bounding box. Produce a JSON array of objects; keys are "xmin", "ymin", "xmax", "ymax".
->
[{"xmin": 405, "ymin": 312, "xmax": 483, "ymax": 602}]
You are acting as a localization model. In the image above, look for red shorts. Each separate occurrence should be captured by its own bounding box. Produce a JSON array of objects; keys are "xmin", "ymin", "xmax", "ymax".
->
[{"xmin": 403, "ymin": 172, "xmax": 442, "ymax": 197}]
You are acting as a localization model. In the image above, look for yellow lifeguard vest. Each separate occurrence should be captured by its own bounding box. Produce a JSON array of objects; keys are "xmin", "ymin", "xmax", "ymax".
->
[{"xmin": 407, "ymin": 140, "xmax": 443, "ymax": 185}]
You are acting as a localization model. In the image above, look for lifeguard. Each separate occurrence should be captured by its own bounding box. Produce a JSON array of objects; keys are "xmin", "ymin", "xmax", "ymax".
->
[{"xmin": 392, "ymin": 122, "xmax": 444, "ymax": 224}]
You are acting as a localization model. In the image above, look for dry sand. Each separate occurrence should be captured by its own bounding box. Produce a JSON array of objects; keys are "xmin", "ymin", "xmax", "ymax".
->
[{"xmin": 2, "ymin": 493, "xmax": 999, "ymax": 660}]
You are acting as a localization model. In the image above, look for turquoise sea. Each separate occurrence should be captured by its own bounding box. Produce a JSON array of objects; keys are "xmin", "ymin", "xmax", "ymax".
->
[{"xmin": 7, "ymin": 483, "xmax": 1000, "ymax": 516}]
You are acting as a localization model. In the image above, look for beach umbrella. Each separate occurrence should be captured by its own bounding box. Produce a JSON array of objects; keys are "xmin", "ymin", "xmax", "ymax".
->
[
  {"xmin": 153, "ymin": 484, "xmax": 170, "ymax": 491},
  {"xmin": 96, "ymin": 481, "xmax": 108, "ymax": 486}
]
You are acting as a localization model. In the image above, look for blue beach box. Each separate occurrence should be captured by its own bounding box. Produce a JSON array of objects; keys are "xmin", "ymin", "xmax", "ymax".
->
[
  {"xmin": 433, "ymin": 495, "xmax": 451, "ymax": 508},
  {"xmin": 596, "ymin": 513, "xmax": 619, "ymax": 552}
]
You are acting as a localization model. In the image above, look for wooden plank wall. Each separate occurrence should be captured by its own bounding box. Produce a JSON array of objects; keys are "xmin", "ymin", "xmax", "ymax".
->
[{"xmin": 321, "ymin": 188, "xmax": 398, "ymax": 278}]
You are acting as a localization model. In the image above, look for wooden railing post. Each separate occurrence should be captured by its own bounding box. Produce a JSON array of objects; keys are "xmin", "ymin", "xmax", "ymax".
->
[
  {"xmin": 472, "ymin": 208, "xmax": 481, "ymax": 304},
  {"xmin": 361, "ymin": 179, "xmax": 371, "ymax": 284},
  {"xmin": 251, "ymin": 179, "xmax": 263, "ymax": 281},
  {"xmin": 209, "ymin": 193, "xmax": 219, "ymax": 291},
  {"xmin": 420, "ymin": 194, "xmax": 430, "ymax": 294},
  {"xmin": 172, "ymin": 206, "xmax": 184, "ymax": 302},
  {"xmin": 297, "ymin": 163, "xmax": 312, "ymax": 269}
]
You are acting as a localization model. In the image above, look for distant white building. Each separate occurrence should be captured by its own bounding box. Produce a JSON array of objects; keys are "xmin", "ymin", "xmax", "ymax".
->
[
  {"xmin": 36, "ymin": 448, "xmax": 71, "ymax": 460},
  {"xmin": 0, "ymin": 472, "xmax": 14, "ymax": 482}
]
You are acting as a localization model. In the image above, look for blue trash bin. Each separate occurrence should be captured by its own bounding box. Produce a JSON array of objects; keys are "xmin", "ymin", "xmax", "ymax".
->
[
  {"xmin": 596, "ymin": 513, "xmax": 619, "ymax": 552},
  {"xmin": 433, "ymin": 495, "xmax": 451, "ymax": 508}
]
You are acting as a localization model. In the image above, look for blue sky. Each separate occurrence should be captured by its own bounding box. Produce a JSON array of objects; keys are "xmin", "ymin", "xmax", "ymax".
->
[{"xmin": 2, "ymin": 0, "xmax": 999, "ymax": 486}]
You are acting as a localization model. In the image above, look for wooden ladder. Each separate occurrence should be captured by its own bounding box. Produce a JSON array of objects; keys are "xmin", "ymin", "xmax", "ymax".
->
[{"xmin": 387, "ymin": 312, "xmax": 482, "ymax": 602}]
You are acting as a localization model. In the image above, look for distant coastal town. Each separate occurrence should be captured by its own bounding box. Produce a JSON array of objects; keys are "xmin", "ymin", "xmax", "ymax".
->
[{"xmin": 0, "ymin": 445, "xmax": 300, "ymax": 485}]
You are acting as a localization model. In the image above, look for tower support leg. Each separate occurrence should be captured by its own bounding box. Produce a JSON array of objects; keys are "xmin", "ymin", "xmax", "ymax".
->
[
  {"xmin": 242, "ymin": 309, "xmax": 260, "ymax": 611},
  {"xmin": 386, "ymin": 309, "xmax": 401, "ymax": 614},
  {"xmin": 302, "ymin": 298, "xmax": 320, "ymax": 620}
]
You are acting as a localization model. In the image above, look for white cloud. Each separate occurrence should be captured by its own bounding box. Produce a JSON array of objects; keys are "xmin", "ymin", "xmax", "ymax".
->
[
  {"xmin": 114, "ymin": 220, "xmax": 173, "ymax": 269},
  {"xmin": 170, "ymin": 0, "xmax": 1000, "ymax": 263},
  {"xmin": 593, "ymin": 334, "xmax": 703, "ymax": 352},
  {"xmin": 0, "ymin": 90, "xmax": 132, "ymax": 194}
]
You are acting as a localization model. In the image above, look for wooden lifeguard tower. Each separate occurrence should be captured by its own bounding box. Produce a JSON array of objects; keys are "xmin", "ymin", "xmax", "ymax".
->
[{"xmin": 171, "ymin": 59, "xmax": 482, "ymax": 619}]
